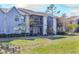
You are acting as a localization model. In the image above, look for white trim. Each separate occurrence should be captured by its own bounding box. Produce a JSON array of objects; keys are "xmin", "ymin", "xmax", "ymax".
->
[
  {"xmin": 43, "ymin": 16, "xmax": 47, "ymax": 35},
  {"xmin": 53, "ymin": 18, "xmax": 57, "ymax": 35},
  {"xmin": 25, "ymin": 15, "xmax": 30, "ymax": 33}
]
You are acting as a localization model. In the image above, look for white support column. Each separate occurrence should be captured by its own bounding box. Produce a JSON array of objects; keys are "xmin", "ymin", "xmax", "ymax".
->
[
  {"xmin": 62, "ymin": 19, "xmax": 66, "ymax": 32},
  {"xmin": 43, "ymin": 16, "xmax": 47, "ymax": 35},
  {"xmin": 25, "ymin": 15, "xmax": 30, "ymax": 34},
  {"xmin": 53, "ymin": 17, "xmax": 57, "ymax": 35},
  {"xmin": 3, "ymin": 20, "xmax": 6, "ymax": 34}
]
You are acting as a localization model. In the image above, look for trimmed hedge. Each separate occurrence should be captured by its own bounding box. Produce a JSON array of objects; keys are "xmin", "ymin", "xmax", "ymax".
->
[
  {"xmin": 57, "ymin": 32, "xmax": 67, "ymax": 35},
  {"xmin": 0, "ymin": 33, "xmax": 30, "ymax": 38}
]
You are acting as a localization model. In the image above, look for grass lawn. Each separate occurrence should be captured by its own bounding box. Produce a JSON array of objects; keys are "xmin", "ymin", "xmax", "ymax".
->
[{"xmin": 1, "ymin": 36, "xmax": 79, "ymax": 54}]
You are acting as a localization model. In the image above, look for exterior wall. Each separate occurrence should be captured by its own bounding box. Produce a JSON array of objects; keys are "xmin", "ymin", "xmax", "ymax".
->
[
  {"xmin": 0, "ymin": 7, "xmax": 25, "ymax": 34},
  {"xmin": 47, "ymin": 16, "xmax": 53, "ymax": 34},
  {"xmin": 0, "ymin": 7, "xmax": 57, "ymax": 35},
  {"xmin": 47, "ymin": 16, "xmax": 57, "ymax": 35},
  {"xmin": 0, "ymin": 12, "xmax": 6, "ymax": 34}
]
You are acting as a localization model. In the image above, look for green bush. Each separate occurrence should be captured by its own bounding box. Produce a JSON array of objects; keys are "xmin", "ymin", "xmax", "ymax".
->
[
  {"xmin": 67, "ymin": 24, "xmax": 78, "ymax": 33},
  {"xmin": 0, "ymin": 33, "xmax": 29, "ymax": 38}
]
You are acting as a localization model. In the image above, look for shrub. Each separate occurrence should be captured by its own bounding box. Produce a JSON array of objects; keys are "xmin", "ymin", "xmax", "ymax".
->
[
  {"xmin": 57, "ymin": 32, "xmax": 67, "ymax": 35},
  {"xmin": 67, "ymin": 24, "xmax": 78, "ymax": 33}
]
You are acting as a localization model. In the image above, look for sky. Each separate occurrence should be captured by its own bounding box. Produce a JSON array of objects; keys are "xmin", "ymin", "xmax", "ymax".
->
[
  {"xmin": 52, "ymin": 4, "xmax": 79, "ymax": 17},
  {"xmin": 0, "ymin": 4, "xmax": 49, "ymax": 12},
  {"xmin": 0, "ymin": 4, "xmax": 79, "ymax": 17},
  {"xmin": 53, "ymin": 4, "xmax": 72, "ymax": 16},
  {"xmin": 62, "ymin": 4, "xmax": 79, "ymax": 17}
]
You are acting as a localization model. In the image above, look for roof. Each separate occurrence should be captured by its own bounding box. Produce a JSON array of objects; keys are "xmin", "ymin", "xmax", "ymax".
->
[
  {"xmin": 66, "ymin": 16, "xmax": 79, "ymax": 22},
  {"xmin": 0, "ymin": 8, "xmax": 6, "ymax": 13},
  {"xmin": 18, "ymin": 8, "xmax": 48, "ymax": 16},
  {"xmin": 66, "ymin": 16, "xmax": 78, "ymax": 20},
  {"xmin": 0, "ymin": 7, "xmax": 50, "ymax": 16}
]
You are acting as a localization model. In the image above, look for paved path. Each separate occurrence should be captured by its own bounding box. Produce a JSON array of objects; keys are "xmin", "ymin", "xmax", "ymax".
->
[{"xmin": 0, "ymin": 35, "xmax": 63, "ymax": 41}]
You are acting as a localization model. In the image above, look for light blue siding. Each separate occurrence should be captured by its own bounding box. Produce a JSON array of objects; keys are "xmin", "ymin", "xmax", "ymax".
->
[
  {"xmin": 0, "ymin": 12, "xmax": 6, "ymax": 34},
  {"xmin": 0, "ymin": 7, "xmax": 25, "ymax": 34},
  {"xmin": 47, "ymin": 16, "xmax": 53, "ymax": 34}
]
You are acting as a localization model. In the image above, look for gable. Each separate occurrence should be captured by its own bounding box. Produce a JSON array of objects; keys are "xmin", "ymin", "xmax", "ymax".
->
[{"xmin": 7, "ymin": 7, "xmax": 22, "ymax": 16}]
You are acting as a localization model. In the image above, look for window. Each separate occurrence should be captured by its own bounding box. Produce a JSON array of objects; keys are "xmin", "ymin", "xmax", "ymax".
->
[
  {"xmin": 15, "ymin": 17, "xmax": 19, "ymax": 21},
  {"xmin": 15, "ymin": 15, "xmax": 19, "ymax": 21},
  {"xmin": 18, "ymin": 24, "xmax": 22, "ymax": 26}
]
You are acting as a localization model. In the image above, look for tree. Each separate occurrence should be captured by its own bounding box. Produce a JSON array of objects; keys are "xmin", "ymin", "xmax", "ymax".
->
[
  {"xmin": 67, "ymin": 24, "xmax": 78, "ymax": 33},
  {"xmin": 46, "ymin": 4, "xmax": 68, "ymax": 34},
  {"xmin": 46, "ymin": 4, "xmax": 61, "ymax": 16}
]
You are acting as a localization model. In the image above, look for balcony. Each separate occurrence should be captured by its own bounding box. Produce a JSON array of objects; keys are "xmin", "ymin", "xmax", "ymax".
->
[{"xmin": 30, "ymin": 21, "xmax": 43, "ymax": 26}]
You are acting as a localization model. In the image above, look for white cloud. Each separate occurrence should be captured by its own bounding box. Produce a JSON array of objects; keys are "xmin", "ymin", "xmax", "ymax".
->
[
  {"xmin": 63, "ymin": 4, "xmax": 79, "ymax": 17},
  {"xmin": 14, "ymin": 4, "xmax": 47, "ymax": 12},
  {"xmin": 64, "ymin": 4, "xmax": 79, "ymax": 9},
  {"xmin": 14, "ymin": 4, "xmax": 46, "ymax": 9},
  {"xmin": 14, "ymin": 4, "xmax": 28, "ymax": 8},
  {"xmin": 0, "ymin": 0, "xmax": 51, "ymax": 4},
  {"xmin": 67, "ymin": 9, "xmax": 79, "ymax": 17}
]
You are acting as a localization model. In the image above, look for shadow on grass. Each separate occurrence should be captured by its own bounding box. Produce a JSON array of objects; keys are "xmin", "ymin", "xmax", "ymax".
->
[
  {"xmin": 0, "ymin": 35, "xmax": 68, "ymax": 43},
  {"xmin": 48, "ymin": 36, "xmax": 67, "ymax": 40}
]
